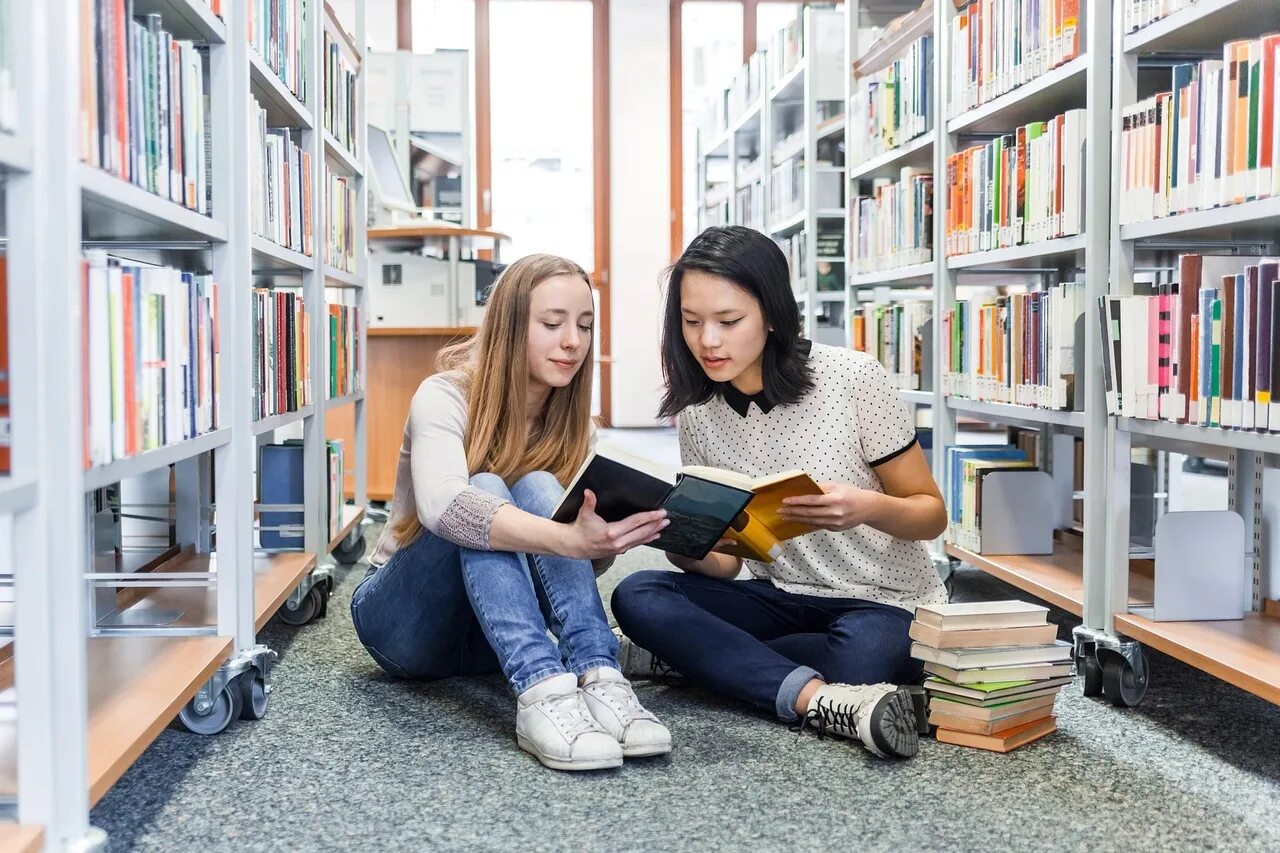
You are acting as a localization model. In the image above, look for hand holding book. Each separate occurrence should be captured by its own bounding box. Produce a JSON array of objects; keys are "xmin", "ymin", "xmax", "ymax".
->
[
  {"xmin": 776, "ymin": 482, "xmax": 877, "ymax": 531},
  {"xmin": 562, "ymin": 490, "xmax": 670, "ymax": 561}
]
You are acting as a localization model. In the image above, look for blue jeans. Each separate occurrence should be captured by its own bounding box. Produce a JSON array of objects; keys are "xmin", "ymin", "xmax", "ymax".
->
[
  {"xmin": 351, "ymin": 471, "xmax": 619, "ymax": 695},
  {"xmin": 612, "ymin": 571, "xmax": 922, "ymax": 722}
]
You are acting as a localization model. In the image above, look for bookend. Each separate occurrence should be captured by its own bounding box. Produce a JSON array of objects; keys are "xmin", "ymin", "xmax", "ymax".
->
[
  {"xmin": 975, "ymin": 469, "xmax": 1055, "ymax": 556},
  {"xmin": 1147, "ymin": 510, "xmax": 1246, "ymax": 622}
]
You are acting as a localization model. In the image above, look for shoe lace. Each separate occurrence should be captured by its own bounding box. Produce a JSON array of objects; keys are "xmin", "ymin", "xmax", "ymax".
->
[
  {"xmin": 790, "ymin": 695, "xmax": 860, "ymax": 741},
  {"xmin": 543, "ymin": 691, "xmax": 602, "ymax": 741},
  {"xmin": 590, "ymin": 679, "xmax": 654, "ymax": 724}
]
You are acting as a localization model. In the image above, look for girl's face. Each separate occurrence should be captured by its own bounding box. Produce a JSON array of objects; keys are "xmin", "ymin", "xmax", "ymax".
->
[
  {"xmin": 678, "ymin": 269, "xmax": 769, "ymax": 386},
  {"xmin": 526, "ymin": 274, "xmax": 594, "ymax": 393}
]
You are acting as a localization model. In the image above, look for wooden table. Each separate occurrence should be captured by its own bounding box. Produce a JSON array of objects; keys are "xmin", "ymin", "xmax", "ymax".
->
[{"xmin": 326, "ymin": 326, "xmax": 477, "ymax": 502}]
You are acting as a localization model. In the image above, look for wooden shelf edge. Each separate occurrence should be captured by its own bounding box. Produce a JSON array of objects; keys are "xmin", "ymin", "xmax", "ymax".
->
[
  {"xmin": 327, "ymin": 505, "xmax": 366, "ymax": 553},
  {"xmin": 0, "ymin": 824, "xmax": 44, "ymax": 853},
  {"xmin": 254, "ymin": 552, "xmax": 319, "ymax": 632},
  {"xmin": 944, "ymin": 543, "xmax": 1084, "ymax": 617},
  {"xmin": 1114, "ymin": 611, "xmax": 1280, "ymax": 706},
  {"xmin": 88, "ymin": 635, "xmax": 233, "ymax": 805}
]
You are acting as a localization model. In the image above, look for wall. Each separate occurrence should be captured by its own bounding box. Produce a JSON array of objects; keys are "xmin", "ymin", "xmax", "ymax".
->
[{"xmin": 608, "ymin": 0, "xmax": 671, "ymax": 427}]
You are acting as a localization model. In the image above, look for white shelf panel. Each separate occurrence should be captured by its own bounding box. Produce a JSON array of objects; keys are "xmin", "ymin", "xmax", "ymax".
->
[
  {"xmin": 1123, "ymin": 0, "xmax": 1280, "ymax": 55},
  {"xmin": 730, "ymin": 99, "xmax": 763, "ymax": 135},
  {"xmin": 772, "ymin": 135, "xmax": 805, "ymax": 165},
  {"xmin": 1119, "ymin": 196, "xmax": 1280, "ymax": 243},
  {"xmin": 816, "ymin": 208, "xmax": 845, "ymax": 219},
  {"xmin": 816, "ymin": 116, "xmax": 845, "ymax": 140},
  {"xmin": 323, "ymin": 131, "xmax": 363, "ymax": 177},
  {"xmin": 0, "ymin": 132, "xmax": 32, "ymax": 173},
  {"xmin": 252, "ymin": 406, "xmax": 315, "ymax": 436},
  {"xmin": 946, "ymin": 54, "xmax": 1088, "ymax": 136},
  {"xmin": 325, "ymin": 391, "xmax": 366, "ymax": 410},
  {"xmin": 847, "ymin": 133, "xmax": 933, "ymax": 182},
  {"xmin": 770, "ymin": 60, "xmax": 806, "ymax": 102},
  {"xmin": 899, "ymin": 389, "xmax": 934, "ymax": 407},
  {"xmin": 84, "ymin": 429, "xmax": 231, "ymax": 492},
  {"xmin": 1117, "ymin": 417, "xmax": 1280, "ymax": 458},
  {"xmin": 323, "ymin": 265, "xmax": 363, "ymax": 287},
  {"xmin": 769, "ymin": 209, "xmax": 806, "ymax": 237},
  {"xmin": 252, "ymin": 235, "xmax": 315, "ymax": 272},
  {"xmin": 132, "ymin": 0, "xmax": 226, "ymax": 43},
  {"xmin": 80, "ymin": 165, "xmax": 227, "ymax": 243},
  {"xmin": 702, "ymin": 128, "xmax": 730, "ymax": 158},
  {"xmin": 249, "ymin": 51, "xmax": 314, "ymax": 129},
  {"xmin": 853, "ymin": 2, "xmax": 932, "ymax": 78},
  {"xmin": 0, "ymin": 478, "xmax": 38, "ymax": 515},
  {"xmin": 945, "ymin": 396, "xmax": 1085, "ymax": 430},
  {"xmin": 946, "ymin": 234, "xmax": 1086, "ymax": 270},
  {"xmin": 848, "ymin": 261, "xmax": 934, "ymax": 288}
]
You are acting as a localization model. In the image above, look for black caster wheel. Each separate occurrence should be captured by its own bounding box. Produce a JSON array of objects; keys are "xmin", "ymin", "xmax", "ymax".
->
[
  {"xmin": 333, "ymin": 531, "xmax": 367, "ymax": 564},
  {"xmin": 277, "ymin": 584, "xmax": 323, "ymax": 626},
  {"xmin": 178, "ymin": 684, "xmax": 242, "ymax": 735},
  {"xmin": 1081, "ymin": 654, "xmax": 1104, "ymax": 697},
  {"xmin": 1101, "ymin": 648, "xmax": 1149, "ymax": 707},
  {"xmin": 238, "ymin": 672, "xmax": 270, "ymax": 721}
]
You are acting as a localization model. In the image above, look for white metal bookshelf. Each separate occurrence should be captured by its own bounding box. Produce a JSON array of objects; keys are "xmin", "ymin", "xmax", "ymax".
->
[{"xmin": 3, "ymin": 0, "xmax": 370, "ymax": 846}]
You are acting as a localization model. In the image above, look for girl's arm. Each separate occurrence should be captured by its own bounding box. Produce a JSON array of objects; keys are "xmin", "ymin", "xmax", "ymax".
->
[
  {"xmin": 488, "ymin": 491, "xmax": 669, "ymax": 561},
  {"xmin": 776, "ymin": 443, "xmax": 947, "ymax": 540},
  {"xmin": 665, "ymin": 544, "xmax": 742, "ymax": 579}
]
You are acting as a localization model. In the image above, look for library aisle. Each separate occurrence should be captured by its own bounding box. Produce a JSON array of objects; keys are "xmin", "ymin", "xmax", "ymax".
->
[{"xmin": 88, "ymin": 511, "xmax": 1280, "ymax": 850}]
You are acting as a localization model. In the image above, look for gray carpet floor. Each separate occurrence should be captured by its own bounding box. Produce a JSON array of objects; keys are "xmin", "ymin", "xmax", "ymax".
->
[{"xmin": 91, "ymin": 525, "xmax": 1280, "ymax": 852}]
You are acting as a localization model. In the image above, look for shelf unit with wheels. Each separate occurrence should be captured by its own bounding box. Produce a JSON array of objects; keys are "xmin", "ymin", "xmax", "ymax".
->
[
  {"xmin": 1078, "ymin": 0, "xmax": 1280, "ymax": 709},
  {"xmin": 1, "ymin": 0, "xmax": 371, "ymax": 846}
]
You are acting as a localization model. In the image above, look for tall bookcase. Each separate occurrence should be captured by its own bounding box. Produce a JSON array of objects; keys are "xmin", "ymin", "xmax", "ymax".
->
[
  {"xmin": 696, "ymin": 1, "xmax": 1280, "ymax": 713},
  {"xmin": 3, "ymin": 1, "xmax": 368, "ymax": 847}
]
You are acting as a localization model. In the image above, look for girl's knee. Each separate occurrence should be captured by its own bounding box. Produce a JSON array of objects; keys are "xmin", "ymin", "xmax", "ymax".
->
[
  {"xmin": 611, "ymin": 570, "xmax": 670, "ymax": 623},
  {"xmin": 470, "ymin": 472, "xmax": 512, "ymax": 500},
  {"xmin": 510, "ymin": 470, "xmax": 563, "ymax": 518}
]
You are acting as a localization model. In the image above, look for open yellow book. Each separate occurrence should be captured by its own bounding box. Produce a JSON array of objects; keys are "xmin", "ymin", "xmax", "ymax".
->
[{"xmin": 680, "ymin": 466, "xmax": 824, "ymax": 563}]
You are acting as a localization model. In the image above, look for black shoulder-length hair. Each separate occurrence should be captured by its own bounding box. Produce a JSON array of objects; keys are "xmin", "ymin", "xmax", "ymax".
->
[{"xmin": 658, "ymin": 225, "xmax": 815, "ymax": 418}]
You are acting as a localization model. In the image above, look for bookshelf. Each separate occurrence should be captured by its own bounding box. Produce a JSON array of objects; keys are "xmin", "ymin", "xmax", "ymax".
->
[{"xmin": 3, "ymin": 0, "xmax": 369, "ymax": 844}]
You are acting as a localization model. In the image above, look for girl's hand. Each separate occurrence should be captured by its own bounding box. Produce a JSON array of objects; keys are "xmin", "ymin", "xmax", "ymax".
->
[
  {"xmin": 776, "ymin": 482, "xmax": 878, "ymax": 532},
  {"xmin": 565, "ymin": 490, "xmax": 669, "ymax": 560}
]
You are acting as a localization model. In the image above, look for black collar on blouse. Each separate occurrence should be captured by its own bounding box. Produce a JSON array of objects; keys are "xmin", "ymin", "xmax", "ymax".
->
[{"xmin": 721, "ymin": 338, "xmax": 812, "ymax": 418}]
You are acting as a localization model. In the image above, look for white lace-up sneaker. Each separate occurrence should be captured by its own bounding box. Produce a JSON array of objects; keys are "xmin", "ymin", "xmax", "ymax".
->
[
  {"xmin": 800, "ymin": 682, "xmax": 919, "ymax": 759},
  {"xmin": 614, "ymin": 629, "xmax": 681, "ymax": 681},
  {"xmin": 581, "ymin": 667, "xmax": 672, "ymax": 758},
  {"xmin": 516, "ymin": 673, "xmax": 623, "ymax": 771}
]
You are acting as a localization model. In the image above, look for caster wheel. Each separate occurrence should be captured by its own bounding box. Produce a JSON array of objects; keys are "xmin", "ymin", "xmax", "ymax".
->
[
  {"xmin": 277, "ymin": 584, "xmax": 322, "ymax": 626},
  {"xmin": 333, "ymin": 531, "xmax": 367, "ymax": 564},
  {"xmin": 178, "ymin": 685, "xmax": 242, "ymax": 735},
  {"xmin": 1081, "ymin": 654, "xmax": 1104, "ymax": 697},
  {"xmin": 1102, "ymin": 649, "xmax": 1149, "ymax": 707},
  {"xmin": 238, "ymin": 672, "xmax": 269, "ymax": 720}
]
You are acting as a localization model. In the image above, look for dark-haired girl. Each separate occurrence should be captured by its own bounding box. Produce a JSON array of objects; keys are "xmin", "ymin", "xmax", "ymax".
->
[{"xmin": 612, "ymin": 226, "xmax": 949, "ymax": 760}]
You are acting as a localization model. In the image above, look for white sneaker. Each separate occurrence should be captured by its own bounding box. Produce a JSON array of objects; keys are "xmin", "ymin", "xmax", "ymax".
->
[
  {"xmin": 614, "ymin": 629, "xmax": 681, "ymax": 681},
  {"xmin": 800, "ymin": 682, "xmax": 919, "ymax": 759},
  {"xmin": 516, "ymin": 673, "xmax": 623, "ymax": 771},
  {"xmin": 581, "ymin": 667, "xmax": 672, "ymax": 758}
]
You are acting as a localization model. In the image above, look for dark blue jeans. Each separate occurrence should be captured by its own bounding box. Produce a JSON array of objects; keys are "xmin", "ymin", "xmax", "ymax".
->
[
  {"xmin": 351, "ymin": 471, "xmax": 619, "ymax": 695},
  {"xmin": 612, "ymin": 570, "xmax": 922, "ymax": 722}
]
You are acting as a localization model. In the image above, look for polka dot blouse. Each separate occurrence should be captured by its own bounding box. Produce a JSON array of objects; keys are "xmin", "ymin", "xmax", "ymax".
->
[{"xmin": 677, "ymin": 342, "xmax": 948, "ymax": 612}]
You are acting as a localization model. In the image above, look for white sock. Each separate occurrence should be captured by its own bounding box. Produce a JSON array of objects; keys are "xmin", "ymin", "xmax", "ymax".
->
[
  {"xmin": 519, "ymin": 672, "xmax": 577, "ymax": 706},
  {"xmin": 580, "ymin": 666, "xmax": 625, "ymax": 687}
]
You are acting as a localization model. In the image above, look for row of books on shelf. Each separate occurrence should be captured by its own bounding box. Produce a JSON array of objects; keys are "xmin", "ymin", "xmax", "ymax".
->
[
  {"xmin": 911, "ymin": 601, "xmax": 1070, "ymax": 753},
  {"xmin": 942, "ymin": 281, "xmax": 1085, "ymax": 411},
  {"xmin": 253, "ymin": 288, "xmax": 311, "ymax": 422},
  {"xmin": 1099, "ymin": 255, "xmax": 1280, "ymax": 431},
  {"xmin": 850, "ymin": 299, "xmax": 932, "ymax": 392},
  {"xmin": 328, "ymin": 304, "xmax": 361, "ymax": 399},
  {"xmin": 1122, "ymin": 0, "xmax": 1199, "ymax": 36},
  {"xmin": 943, "ymin": 443, "xmax": 1042, "ymax": 552},
  {"xmin": 848, "ymin": 32, "xmax": 932, "ymax": 167},
  {"xmin": 946, "ymin": 0, "xmax": 1082, "ymax": 118},
  {"xmin": 1118, "ymin": 40, "xmax": 1280, "ymax": 226},
  {"xmin": 764, "ymin": 6, "xmax": 805, "ymax": 85},
  {"xmin": 252, "ymin": 98, "xmax": 313, "ymax": 256},
  {"xmin": 770, "ymin": 158, "xmax": 804, "ymax": 221},
  {"xmin": 258, "ymin": 438, "xmax": 346, "ymax": 548},
  {"xmin": 81, "ymin": 251, "xmax": 219, "ymax": 467},
  {"xmin": 250, "ymin": 0, "xmax": 309, "ymax": 104},
  {"xmin": 323, "ymin": 29, "xmax": 358, "ymax": 158},
  {"xmin": 850, "ymin": 167, "xmax": 933, "ymax": 274},
  {"xmin": 727, "ymin": 51, "xmax": 767, "ymax": 123},
  {"xmin": 80, "ymin": 2, "xmax": 210, "ymax": 213},
  {"xmin": 945, "ymin": 109, "xmax": 1086, "ymax": 256},
  {"xmin": 326, "ymin": 169, "xmax": 357, "ymax": 272},
  {"xmin": 735, "ymin": 182, "xmax": 763, "ymax": 231}
]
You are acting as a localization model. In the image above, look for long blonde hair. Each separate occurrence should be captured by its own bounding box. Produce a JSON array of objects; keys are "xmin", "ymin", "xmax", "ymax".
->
[{"xmin": 390, "ymin": 254, "xmax": 596, "ymax": 545}]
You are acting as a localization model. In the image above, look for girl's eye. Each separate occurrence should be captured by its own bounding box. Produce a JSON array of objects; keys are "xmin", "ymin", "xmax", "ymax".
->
[
  {"xmin": 683, "ymin": 319, "xmax": 701, "ymax": 327},
  {"xmin": 721, "ymin": 318, "xmax": 741, "ymax": 327},
  {"xmin": 543, "ymin": 322, "xmax": 562, "ymax": 330},
  {"xmin": 577, "ymin": 324, "xmax": 593, "ymax": 333}
]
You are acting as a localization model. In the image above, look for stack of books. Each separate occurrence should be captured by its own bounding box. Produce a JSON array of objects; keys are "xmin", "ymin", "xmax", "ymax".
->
[{"xmin": 910, "ymin": 601, "xmax": 1074, "ymax": 753}]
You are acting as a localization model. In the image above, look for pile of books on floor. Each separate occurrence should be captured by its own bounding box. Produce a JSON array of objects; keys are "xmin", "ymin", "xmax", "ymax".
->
[{"xmin": 910, "ymin": 601, "xmax": 1074, "ymax": 753}]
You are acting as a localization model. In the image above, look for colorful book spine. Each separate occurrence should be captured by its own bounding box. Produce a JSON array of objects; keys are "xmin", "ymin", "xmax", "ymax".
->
[
  {"xmin": 327, "ymin": 303, "xmax": 362, "ymax": 399},
  {"xmin": 252, "ymin": 96, "xmax": 313, "ymax": 254},
  {"xmin": 252, "ymin": 288, "xmax": 310, "ymax": 422},
  {"xmin": 850, "ymin": 167, "xmax": 933, "ymax": 273},
  {"xmin": 249, "ymin": 0, "xmax": 308, "ymax": 103},
  {"xmin": 326, "ymin": 166, "xmax": 356, "ymax": 272},
  {"xmin": 849, "ymin": 33, "xmax": 932, "ymax": 167},
  {"xmin": 850, "ymin": 299, "xmax": 933, "ymax": 391},
  {"xmin": 323, "ymin": 28, "xmax": 358, "ymax": 157}
]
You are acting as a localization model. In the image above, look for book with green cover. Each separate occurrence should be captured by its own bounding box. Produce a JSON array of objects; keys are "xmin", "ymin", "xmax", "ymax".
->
[{"xmin": 1210, "ymin": 296, "xmax": 1223, "ymax": 427}]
